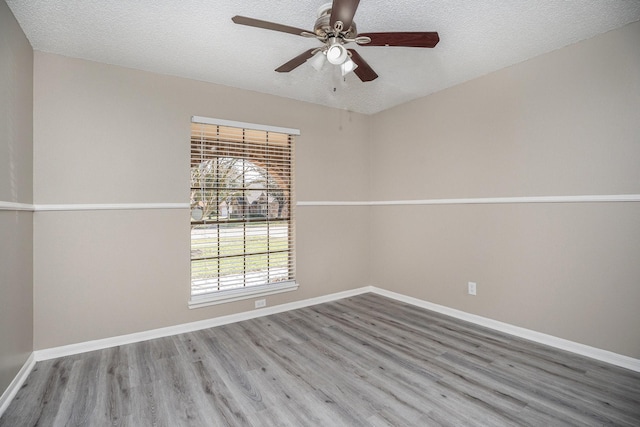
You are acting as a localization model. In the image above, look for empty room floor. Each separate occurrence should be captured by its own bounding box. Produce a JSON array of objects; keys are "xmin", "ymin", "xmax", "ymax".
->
[{"xmin": 2, "ymin": 293, "xmax": 639, "ymax": 426}]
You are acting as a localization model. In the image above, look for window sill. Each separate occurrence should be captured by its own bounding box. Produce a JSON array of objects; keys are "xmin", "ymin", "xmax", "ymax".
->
[{"xmin": 188, "ymin": 281, "xmax": 299, "ymax": 309}]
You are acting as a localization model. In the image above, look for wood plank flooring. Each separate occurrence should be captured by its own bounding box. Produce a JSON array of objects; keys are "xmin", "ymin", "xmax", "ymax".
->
[{"xmin": 2, "ymin": 293, "xmax": 639, "ymax": 426}]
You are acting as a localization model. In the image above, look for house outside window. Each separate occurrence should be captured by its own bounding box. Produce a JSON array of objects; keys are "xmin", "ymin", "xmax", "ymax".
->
[{"xmin": 189, "ymin": 117, "xmax": 299, "ymax": 308}]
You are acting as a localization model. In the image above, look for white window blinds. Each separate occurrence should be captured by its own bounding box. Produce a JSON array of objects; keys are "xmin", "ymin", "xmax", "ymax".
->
[{"xmin": 190, "ymin": 119, "xmax": 296, "ymax": 302}]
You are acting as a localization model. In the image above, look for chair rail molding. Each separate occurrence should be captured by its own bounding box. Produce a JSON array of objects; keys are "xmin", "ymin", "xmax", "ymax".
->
[{"xmin": 296, "ymin": 194, "xmax": 640, "ymax": 206}]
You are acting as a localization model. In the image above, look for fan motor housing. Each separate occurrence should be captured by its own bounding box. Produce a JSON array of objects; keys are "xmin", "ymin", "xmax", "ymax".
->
[{"xmin": 314, "ymin": 4, "xmax": 357, "ymax": 40}]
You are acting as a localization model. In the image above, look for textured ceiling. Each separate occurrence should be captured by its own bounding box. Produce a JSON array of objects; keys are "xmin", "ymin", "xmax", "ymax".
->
[{"xmin": 7, "ymin": 0, "xmax": 640, "ymax": 114}]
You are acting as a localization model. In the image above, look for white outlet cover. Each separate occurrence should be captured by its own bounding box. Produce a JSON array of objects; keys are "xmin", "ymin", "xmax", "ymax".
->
[{"xmin": 468, "ymin": 282, "xmax": 477, "ymax": 296}]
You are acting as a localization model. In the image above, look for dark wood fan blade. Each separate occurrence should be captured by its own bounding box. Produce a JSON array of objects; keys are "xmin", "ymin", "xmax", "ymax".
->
[
  {"xmin": 358, "ymin": 32, "xmax": 440, "ymax": 48},
  {"xmin": 330, "ymin": 0, "xmax": 360, "ymax": 31},
  {"xmin": 232, "ymin": 16, "xmax": 312, "ymax": 37},
  {"xmin": 275, "ymin": 49, "xmax": 317, "ymax": 72},
  {"xmin": 347, "ymin": 49, "xmax": 378, "ymax": 82}
]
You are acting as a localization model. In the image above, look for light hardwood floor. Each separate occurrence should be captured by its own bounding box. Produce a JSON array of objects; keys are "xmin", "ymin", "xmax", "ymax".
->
[{"xmin": 2, "ymin": 293, "xmax": 639, "ymax": 426}]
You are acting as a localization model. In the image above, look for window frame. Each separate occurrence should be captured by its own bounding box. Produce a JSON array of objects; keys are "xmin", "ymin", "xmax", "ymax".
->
[{"xmin": 188, "ymin": 116, "xmax": 299, "ymax": 308}]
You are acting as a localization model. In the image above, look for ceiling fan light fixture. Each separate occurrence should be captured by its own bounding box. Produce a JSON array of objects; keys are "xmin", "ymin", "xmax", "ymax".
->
[
  {"xmin": 310, "ymin": 51, "xmax": 327, "ymax": 71},
  {"xmin": 326, "ymin": 43, "xmax": 348, "ymax": 65},
  {"xmin": 341, "ymin": 58, "xmax": 358, "ymax": 76},
  {"xmin": 232, "ymin": 1, "xmax": 439, "ymax": 83}
]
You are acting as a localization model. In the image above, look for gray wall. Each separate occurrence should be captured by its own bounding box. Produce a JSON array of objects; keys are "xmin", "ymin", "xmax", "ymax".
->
[
  {"xmin": 0, "ymin": 1, "xmax": 34, "ymax": 396},
  {"xmin": 5, "ymin": 9, "xmax": 639, "ymax": 381},
  {"xmin": 370, "ymin": 21, "xmax": 640, "ymax": 358},
  {"xmin": 32, "ymin": 52, "xmax": 371, "ymax": 349}
]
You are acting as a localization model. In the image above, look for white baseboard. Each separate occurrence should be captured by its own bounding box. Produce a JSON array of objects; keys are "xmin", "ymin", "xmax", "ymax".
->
[
  {"xmin": 369, "ymin": 287, "xmax": 640, "ymax": 372},
  {"xmin": 0, "ymin": 353, "xmax": 36, "ymax": 418},
  {"xmin": 34, "ymin": 286, "xmax": 373, "ymax": 361},
  {"xmin": 33, "ymin": 285, "xmax": 640, "ymax": 373}
]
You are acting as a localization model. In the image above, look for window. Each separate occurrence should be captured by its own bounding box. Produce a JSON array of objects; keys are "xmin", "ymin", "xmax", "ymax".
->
[{"xmin": 189, "ymin": 117, "xmax": 298, "ymax": 307}]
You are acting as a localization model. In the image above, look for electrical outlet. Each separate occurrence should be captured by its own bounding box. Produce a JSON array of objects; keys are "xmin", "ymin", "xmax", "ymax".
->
[
  {"xmin": 468, "ymin": 282, "xmax": 477, "ymax": 296},
  {"xmin": 255, "ymin": 299, "xmax": 266, "ymax": 309}
]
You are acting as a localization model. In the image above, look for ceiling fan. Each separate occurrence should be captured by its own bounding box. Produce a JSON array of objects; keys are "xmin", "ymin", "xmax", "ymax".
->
[{"xmin": 232, "ymin": 0, "xmax": 439, "ymax": 82}]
